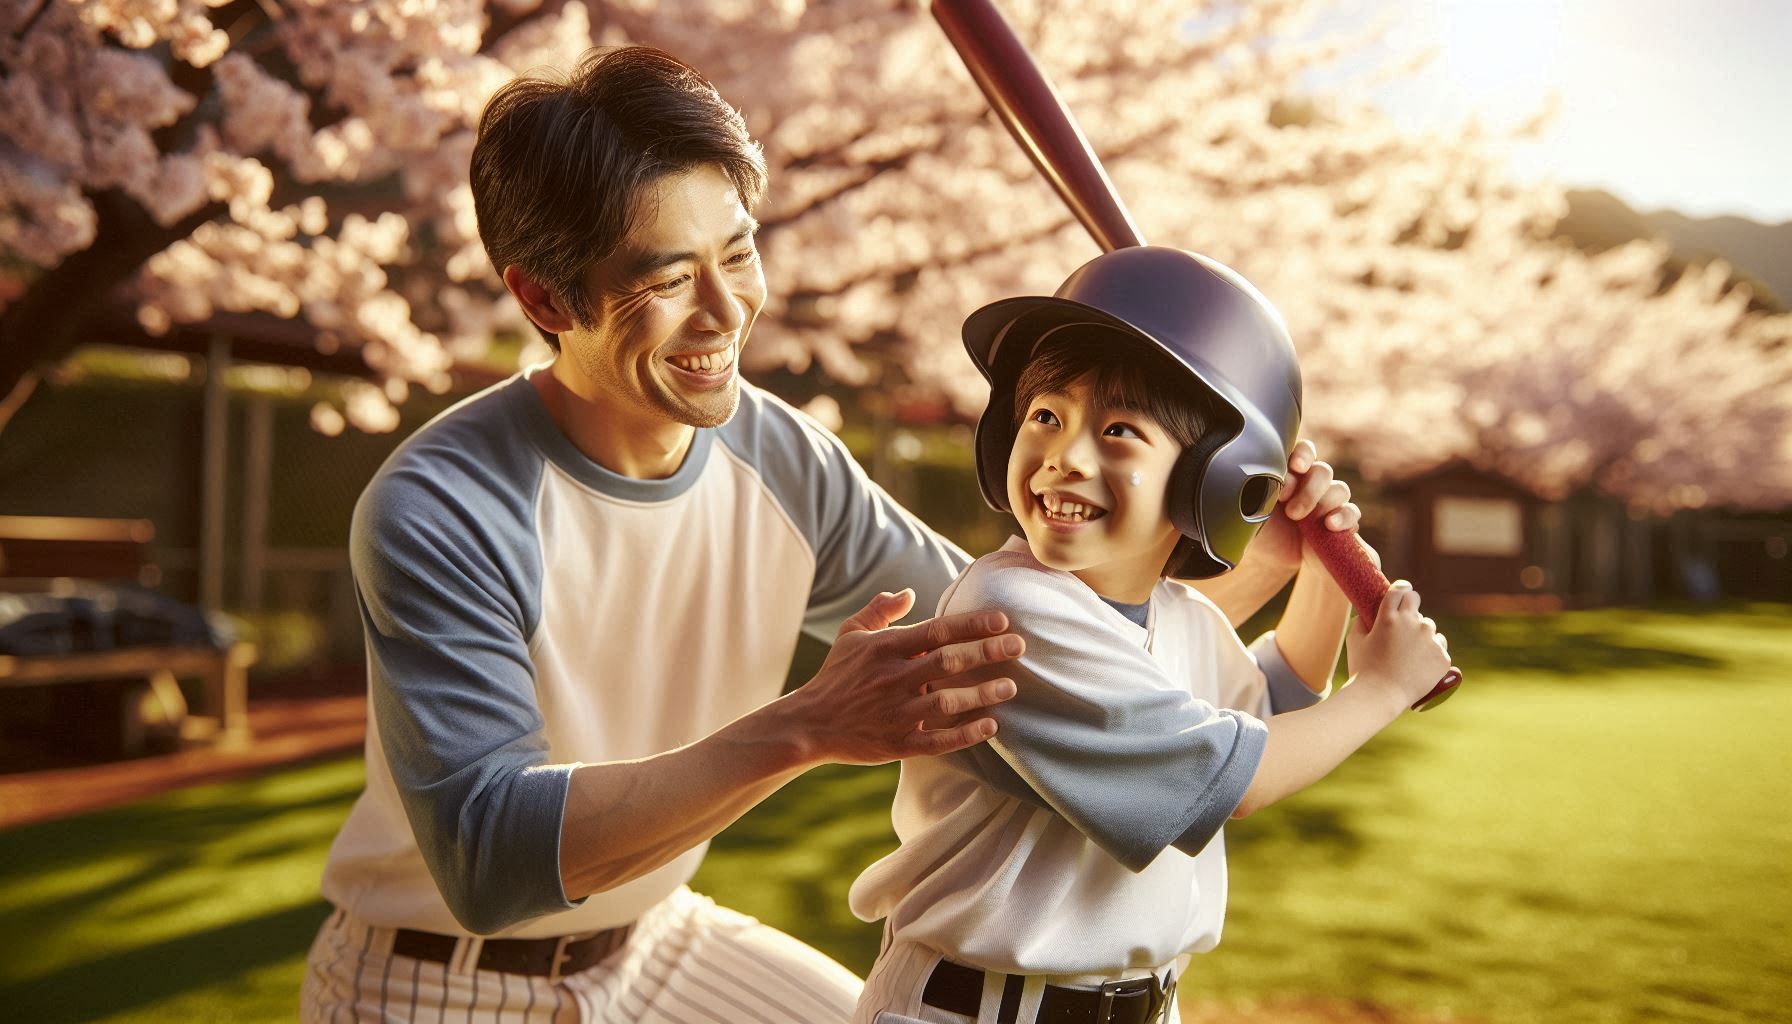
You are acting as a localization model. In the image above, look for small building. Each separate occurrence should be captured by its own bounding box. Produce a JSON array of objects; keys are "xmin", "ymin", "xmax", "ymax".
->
[{"xmin": 1371, "ymin": 461, "xmax": 1561, "ymax": 615}]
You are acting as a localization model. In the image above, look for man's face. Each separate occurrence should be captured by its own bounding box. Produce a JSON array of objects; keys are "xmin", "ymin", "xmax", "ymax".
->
[
  {"xmin": 1007, "ymin": 374, "xmax": 1186, "ymax": 600},
  {"xmin": 560, "ymin": 164, "xmax": 765, "ymax": 429}
]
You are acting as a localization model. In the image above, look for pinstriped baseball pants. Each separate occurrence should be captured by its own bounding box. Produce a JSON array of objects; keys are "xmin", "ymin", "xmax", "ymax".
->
[{"xmin": 301, "ymin": 886, "xmax": 861, "ymax": 1023}]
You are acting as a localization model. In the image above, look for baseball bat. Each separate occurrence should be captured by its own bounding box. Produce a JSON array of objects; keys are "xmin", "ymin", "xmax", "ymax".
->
[{"xmin": 931, "ymin": 0, "xmax": 1460, "ymax": 711}]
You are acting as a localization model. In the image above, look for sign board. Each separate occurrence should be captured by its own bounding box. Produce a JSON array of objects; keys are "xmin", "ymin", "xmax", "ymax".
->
[{"xmin": 1433, "ymin": 497, "xmax": 1524, "ymax": 557}]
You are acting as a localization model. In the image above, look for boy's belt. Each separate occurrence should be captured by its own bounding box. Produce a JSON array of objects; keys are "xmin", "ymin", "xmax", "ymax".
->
[
  {"xmin": 391, "ymin": 923, "xmax": 633, "ymax": 981},
  {"xmin": 922, "ymin": 958, "xmax": 1173, "ymax": 1024}
]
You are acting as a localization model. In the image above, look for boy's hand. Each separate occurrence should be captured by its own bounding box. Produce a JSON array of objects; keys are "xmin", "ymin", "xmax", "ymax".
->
[
  {"xmin": 785, "ymin": 589, "xmax": 1023, "ymax": 766},
  {"xmin": 1344, "ymin": 582, "xmax": 1453, "ymax": 713},
  {"xmin": 1246, "ymin": 439, "xmax": 1377, "ymax": 575}
]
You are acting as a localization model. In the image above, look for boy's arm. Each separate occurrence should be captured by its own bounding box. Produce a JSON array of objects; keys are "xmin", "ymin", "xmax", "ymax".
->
[
  {"xmin": 943, "ymin": 562, "xmax": 1267, "ymax": 873},
  {"xmin": 1267, "ymin": 556, "xmax": 1352, "ymax": 692},
  {"xmin": 1233, "ymin": 583, "xmax": 1453, "ymax": 817},
  {"xmin": 1181, "ymin": 554, "xmax": 1296, "ymax": 629}
]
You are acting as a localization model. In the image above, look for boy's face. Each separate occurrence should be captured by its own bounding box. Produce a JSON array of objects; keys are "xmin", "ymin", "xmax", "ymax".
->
[{"xmin": 1007, "ymin": 374, "xmax": 1186, "ymax": 603}]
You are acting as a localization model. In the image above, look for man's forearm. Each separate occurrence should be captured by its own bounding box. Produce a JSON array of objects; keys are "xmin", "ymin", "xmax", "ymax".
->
[
  {"xmin": 558, "ymin": 693, "xmax": 818, "ymax": 900},
  {"xmin": 1272, "ymin": 562, "xmax": 1352, "ymax": 691},
  {"xmin": 552, "ymin": 591, "xmax": 1023, "ymax": 904}
]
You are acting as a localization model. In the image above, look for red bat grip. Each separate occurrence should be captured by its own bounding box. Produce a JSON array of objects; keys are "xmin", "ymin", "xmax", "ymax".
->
[
  {"xmin": 931, "ymin": 0, "xmax": 1145, "ymax": 252},
  {"xmin": 1296, "ymin": 516, "xmax": 1461, "ymax": 710}
]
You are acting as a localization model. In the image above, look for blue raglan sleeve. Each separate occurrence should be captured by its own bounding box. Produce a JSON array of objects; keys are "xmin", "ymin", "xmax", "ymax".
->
[
  {"xmin": 1248, "ymin": 631, "xmax": 1329, "ymax": 715},
  {"xmin": 719, "ymin": 389, "xmax": 970, "ymax": 639},
  {"xmin": 353, "ymin": 462, "xmax": 581, "ymax": 935},
  {"xmin": 941, "ymin": 560, "xmax": 1268, "ymax": 873}
]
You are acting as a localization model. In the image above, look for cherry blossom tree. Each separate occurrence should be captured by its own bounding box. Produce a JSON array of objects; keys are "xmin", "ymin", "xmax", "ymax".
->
[{"xmin": 3, "ymin": 0, "xmax": 1788, "ymax": 512}]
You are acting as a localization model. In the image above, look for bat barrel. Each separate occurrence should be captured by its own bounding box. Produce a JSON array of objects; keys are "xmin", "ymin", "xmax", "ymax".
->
[{"xmin": 931, "ymin": 0, "xmax": 1145, "ymax": 252}]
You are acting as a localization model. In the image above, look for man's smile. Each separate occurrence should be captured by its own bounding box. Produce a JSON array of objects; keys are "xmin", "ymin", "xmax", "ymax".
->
[{"xmin": 663, "ymin": 343, "xmax": 738, "ymax": 387}]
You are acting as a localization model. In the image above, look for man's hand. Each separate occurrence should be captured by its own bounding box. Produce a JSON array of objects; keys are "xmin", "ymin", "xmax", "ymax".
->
[
  {"xmin": 782, "ymin": 589, "xmax": 1023, "ymax": 766},
  {"xmin": 1245, "ymin": 438, "xmax": 1378, "ymax": 576},
  {"xmin": 559, "ymin": 589, "xmax": 1021, "ymax": 899}
]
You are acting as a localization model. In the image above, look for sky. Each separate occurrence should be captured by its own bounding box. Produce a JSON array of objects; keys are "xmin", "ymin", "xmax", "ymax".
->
[{"xmin": 1312, "ymin": 0, "xmax": 1791, "ymax": 223}]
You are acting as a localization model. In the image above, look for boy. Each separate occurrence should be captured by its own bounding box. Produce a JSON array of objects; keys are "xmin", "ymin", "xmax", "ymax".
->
[{"xmin": 849, "ymin": 246, "xmax": 1453, "ymax": 1024}]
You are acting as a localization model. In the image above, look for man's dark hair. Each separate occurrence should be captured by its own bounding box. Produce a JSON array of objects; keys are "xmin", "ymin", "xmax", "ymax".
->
[
  {"xmin": 470, "ymin": 47, "xmax": 768, "ymax": 349},
  {"xmin": 1011, "ymin": 327, "xmax": 1223, "ymax": 447}
]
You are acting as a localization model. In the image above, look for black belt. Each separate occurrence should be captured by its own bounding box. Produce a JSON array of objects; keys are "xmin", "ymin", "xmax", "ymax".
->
[
  {"xmin": 391, "ymin": 923, "xmax": 633, "ymax": 981},
  {"xmin": 921, "ymin": 958, "xmax": 1172, "ymax": 1024}
]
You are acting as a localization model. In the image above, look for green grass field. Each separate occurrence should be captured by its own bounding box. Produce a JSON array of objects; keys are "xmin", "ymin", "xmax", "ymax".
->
[{"xmin": 1, "ymin": 604, "xmax": 1787, "ymax": 1023}]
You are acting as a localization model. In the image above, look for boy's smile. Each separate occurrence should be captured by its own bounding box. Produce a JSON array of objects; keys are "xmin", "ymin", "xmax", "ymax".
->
[{"xmin": 1007, "ymin": 375, "xmax": 1186, "ymax": 604}]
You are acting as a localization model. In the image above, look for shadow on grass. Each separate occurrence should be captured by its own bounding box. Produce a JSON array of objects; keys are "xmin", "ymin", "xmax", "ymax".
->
[
  {"xmin": 1439, "ymin": 614, "xmax": 1725, "ymax": 678},
  {"xmin": 0, "ymin": 757, "xmax": 362, "ymax": 1017},
  {"xmin": 0, "ymin": 780, "xmax": 355, "ymax": 940},
  {"xmin": 1222, "ymin": 751, "xmax": 1407, "ymax": 869},
  {"xmin": 0, "ymin": 899, "xmax": 331, "ymax": 1021}
]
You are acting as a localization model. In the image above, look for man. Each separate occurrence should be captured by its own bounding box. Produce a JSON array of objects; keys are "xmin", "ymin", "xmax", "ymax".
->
[{"xmin": 301, "ymin": 47, "xmax": 1027, "ymax": 1022}]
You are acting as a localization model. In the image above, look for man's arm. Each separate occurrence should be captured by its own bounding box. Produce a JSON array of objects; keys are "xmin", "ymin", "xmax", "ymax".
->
[
  {"xmin": 557, "ymin": 591, "xmax": 1021, "ymax": 898},
  {"xmin": 358, "ymin": 464, "xmax": 1020, "ymax": 935}
]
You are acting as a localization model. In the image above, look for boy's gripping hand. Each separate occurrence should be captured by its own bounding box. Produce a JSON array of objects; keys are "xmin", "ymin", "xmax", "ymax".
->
[
  {"xmin": 1345, "ymin": 582, "xmax": 1454, "ymax": 715},
  {"xmin": 1245, "ymin": 439, "xmax": 1376, "ymax": 576},
  {"xmin": 781, "ymin": 589, "xmax": 1022, "ymax": 766}
]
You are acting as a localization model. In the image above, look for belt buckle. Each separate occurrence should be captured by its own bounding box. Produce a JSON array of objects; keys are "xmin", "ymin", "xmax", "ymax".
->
[
  {"xmin": 1094, "ymin": 974, "xmax": 1163, "ymax": 1024},
  {"xmin": 1096, "ymin": 978, "xmax": 1141, "ymax": 1024},
  {"xmin": 547, "ymin": 934, "xmax": 574, "ymax": 982},
  {"xmin": 1153, "ymin": 968, "xmax": 1176, "ymax": 1024}
]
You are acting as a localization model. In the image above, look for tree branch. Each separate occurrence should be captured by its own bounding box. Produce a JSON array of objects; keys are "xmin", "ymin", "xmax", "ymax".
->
[
  {"xmin": 0, "ymin": 190, "xmax": 227, "ymax": 400},
  {"xmin": 780, "ymin": 211, "xmax": 1074, "ymax": 316},
  {"xmin": 758, "ymin": 121, "xmax": 970, "ymax": 238},
  {"xmin": 481, "ymin": 0, "xmax": 570, "ymax": 56},
  {"xmin": 10, "ymin": 0, "xmax": 52, "ymax": 43}
]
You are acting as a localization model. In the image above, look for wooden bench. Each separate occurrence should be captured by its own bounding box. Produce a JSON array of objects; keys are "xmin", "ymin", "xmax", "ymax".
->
[
  {"xmin": 0, "ymin": 515, "xmax": 256, "ymax": 750},
  {"xmin": 0, "ymin": 643, "xmax": 258, "ymax": 748}
]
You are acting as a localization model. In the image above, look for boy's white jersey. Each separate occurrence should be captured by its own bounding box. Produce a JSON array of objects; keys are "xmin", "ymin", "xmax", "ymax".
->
[{"xmin": 850, "ymin": 538, "xmax": 1299, "ymax": 976}]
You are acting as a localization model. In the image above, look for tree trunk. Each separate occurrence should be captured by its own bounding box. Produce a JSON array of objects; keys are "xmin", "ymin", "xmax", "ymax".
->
[{"xmin": 0, "ymin": 190, "xmax": 226, "ymax": 406}]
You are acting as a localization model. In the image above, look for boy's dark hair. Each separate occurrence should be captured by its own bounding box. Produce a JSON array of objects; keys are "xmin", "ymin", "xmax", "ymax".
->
[
  {"xmin": 1011, "ymin": 327, "xmax": 1224, "ymax": 447},
  {"xmin": 470, "ymin": 47, "xmax": 768, "ymax": 350}
]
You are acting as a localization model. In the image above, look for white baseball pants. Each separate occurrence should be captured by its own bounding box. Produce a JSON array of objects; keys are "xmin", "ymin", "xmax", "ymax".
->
[{"xmin": 851, "ymin": 940, "xmax": 1181, "ymax": 1024}]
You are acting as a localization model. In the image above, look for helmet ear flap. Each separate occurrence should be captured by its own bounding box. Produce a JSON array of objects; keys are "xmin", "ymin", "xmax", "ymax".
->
[
  {"xmin": 974, "ymin": 354, "xmax": 1028, "ymax": 514},
  {"xmin": 973, "ymin": 396, "xmax": 1016, "ymax": 514},
  {"xmin": 1163, "ymin": 430, "xmax": 1234, "ymax": 579}
]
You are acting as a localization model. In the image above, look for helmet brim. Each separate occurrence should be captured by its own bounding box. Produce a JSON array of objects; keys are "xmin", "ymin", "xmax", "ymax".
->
[{"xmin": 963, "ymin": 294, "xmax": 1262, "ymax": 426}]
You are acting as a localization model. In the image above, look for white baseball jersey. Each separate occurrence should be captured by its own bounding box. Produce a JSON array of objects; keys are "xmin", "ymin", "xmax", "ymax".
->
[
  {"xmin": 849, "ymin": 538, "xmax": 1324, "ymax": 976},
  {"xmin": 319, "ymin": 368, "xmax": 968, "ymax": 940}
]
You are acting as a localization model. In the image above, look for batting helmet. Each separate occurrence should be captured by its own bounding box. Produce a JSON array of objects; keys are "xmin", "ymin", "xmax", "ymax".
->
[{"xmin": 964, "ymin": 245, "xmax": 1303, "ymax": 578}]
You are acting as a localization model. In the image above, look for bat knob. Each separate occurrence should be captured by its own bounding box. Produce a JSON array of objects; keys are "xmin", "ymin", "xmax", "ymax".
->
[{"xmin": 1412, "ymin": 668, "xmax": 1462, "ymax": 712}]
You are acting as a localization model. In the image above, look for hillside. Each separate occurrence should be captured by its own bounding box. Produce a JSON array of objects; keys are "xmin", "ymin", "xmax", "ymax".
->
[{"xmin": 1556, "ymin": 189, "xmax": 1790, "ymax": 311}]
